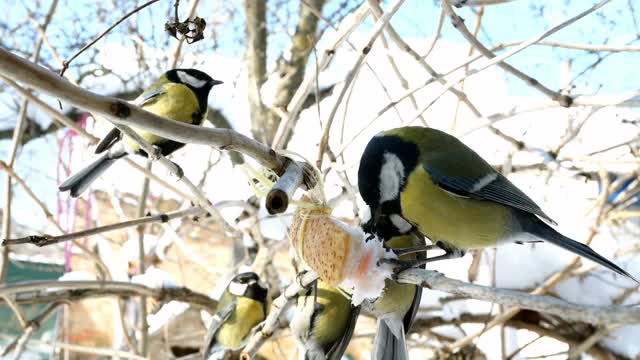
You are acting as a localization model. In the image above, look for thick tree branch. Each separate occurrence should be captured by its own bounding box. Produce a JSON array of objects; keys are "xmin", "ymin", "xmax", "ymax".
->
[
  {"xmin": 0, "ymin": 47, "xmax": 287, "ymax": 173},
  {"xmin": 244, "ymin": 0, "xmax": 269, "ymax": 143},
  {"xmin": 264, "ymin": 0, "xmax": 327, "ymax": 146},
  {"xmin": 397, "ymin": 268, "xmax": 640, "ymax": 325}
]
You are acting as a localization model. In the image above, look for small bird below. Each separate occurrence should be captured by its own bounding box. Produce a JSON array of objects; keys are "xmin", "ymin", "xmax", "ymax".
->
[
  {"xmin": 290, "ymin": 279, "xmax": 360, "ymax": 360},
  {"xmin": 58, "ymin": 68, "xmax": 222, "ymax": 197},
  {"xmin": 202, "ymin": 272, "xmax": 270, "ymax": 360},
  {"xmin": 358, "ymin": 126, "xmax": 638, "ymax": 283},
  {"xmin": 364, "ymin": 234, "xmax": 424, "ymax": 360}
]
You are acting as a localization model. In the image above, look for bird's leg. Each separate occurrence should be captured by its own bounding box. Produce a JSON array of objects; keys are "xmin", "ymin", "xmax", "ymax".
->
[
  {"xmin": 380, "ymin": 245, "xmax": 466, "ymax": 274},
  {"xmin": 392, "ymin": 244, "xmax": 440, "ymax": 256}
]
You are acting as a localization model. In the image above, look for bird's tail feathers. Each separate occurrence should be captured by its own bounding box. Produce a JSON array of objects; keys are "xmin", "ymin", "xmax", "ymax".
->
[
  {"xmin": 58, "ymin": 153, "xmax": 119, "ymax": 197},
  {"xmin": 372, "ymin": 318, "xmax": 408, "ymax": 360},
  {"xmin": 525, "ymin": 219, "xmax": 639, "ymax": 284}
]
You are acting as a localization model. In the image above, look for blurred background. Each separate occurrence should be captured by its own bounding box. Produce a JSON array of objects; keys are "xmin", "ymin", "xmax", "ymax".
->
[{"xmin": 0, "ymin": 0, "xmax": 639, "ymax": 358}]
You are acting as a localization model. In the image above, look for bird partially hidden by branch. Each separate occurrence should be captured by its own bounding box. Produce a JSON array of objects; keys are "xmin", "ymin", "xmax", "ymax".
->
[{"xmin": 58, "ymin": 68, "xmax": 222, "ymax": 197}]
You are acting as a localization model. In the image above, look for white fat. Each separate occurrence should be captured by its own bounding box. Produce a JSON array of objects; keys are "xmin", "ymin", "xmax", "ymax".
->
[
  {"xmin": 471, "ymin": 173, "xmax": 497, "ymax": 192},
  {"xmin": 330, "ymin": 220, "xmax": 396, "ymax": 306},
  {"xmin": 177, "ymin": 70, "xmax": 207, "ymax": 88},
  {"xmin": 228, "ymin": 281, "xmax": 248, "ymax": 296},
  {"xmin": 390, "ymin": 214, "xmax": 412, "ymax": 233},
  {"xmin": 379, "ymin": 152, "xmax": 405, "ymax": 202}
]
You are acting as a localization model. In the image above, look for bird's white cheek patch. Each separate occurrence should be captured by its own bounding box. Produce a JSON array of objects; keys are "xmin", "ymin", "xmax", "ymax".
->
[
  {"xmin": 177, "ymin": 70, "xmax": 207, "ymax": 88},
  {"xmin": 228, "ymin": 282, "xmax": 248, "ymax": 296},
  {"xmin": 389, "ymin": 214, "xmax": 412, "ymax": 233},
  {"xmin": 379, "ymin": 152, "xmax": 405, "ymax": 202}
]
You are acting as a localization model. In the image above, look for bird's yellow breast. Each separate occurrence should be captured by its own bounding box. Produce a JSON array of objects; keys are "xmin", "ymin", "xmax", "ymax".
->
[
  {"xmin": 312, "ymin": 288, "xmax": 352, "ymax": 346},
  {"xmin": 124, "ymin": 83, "xmax": 203, "ymax": 151},
  {"xmin": 215, "ymin": 297, "xmax": 266, "ymax": 348},
  {"xmin": 401, "ymin": 167, "xmax": 512, "ymax": 249}
]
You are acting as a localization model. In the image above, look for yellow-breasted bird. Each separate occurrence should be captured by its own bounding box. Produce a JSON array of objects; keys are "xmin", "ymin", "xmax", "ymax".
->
[
  {"xmin": 59, "ymin": 69, "xmax": 222, "ymax": 197},
  {"xmin": 202, "ymin": 272, "xmax": 270, "ymax": 360},
  {"xmin": 357, "ymin": 126, "xmax": 638, "ymax": 282},
  {"xmin": 364, "ymin": 234, "xmax": 423, "ymax": 360},
  {"xmin": 290, "ymin": 279, "xmax": 360, "ymax": 360}
]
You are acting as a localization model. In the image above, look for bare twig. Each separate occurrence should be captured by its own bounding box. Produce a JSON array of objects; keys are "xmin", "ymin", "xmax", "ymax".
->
[
  {"xmin": 1, "ymin": 295, "xmax": 27, "ymax": 328},
  {"xmin": 272, "ymin": 3, "xmax": 371, "ymax": 149},
  {"xmin": 0, "ymin": 281, "xmax": 217, "ymax": 312},
  {"xmin": 316, "ymin": 0, "xmax": 406, "ymax": 169},
  {"xmin": 367, "ymin": 0, "xmax": 484, "ymax": 118},
  {"xmin": 1, "ymin": 0, "xmax": 59, "ymax": 282},
  {"xmin": 0, "ymin": 334, "xmax": 146, "ymax": 359},
  {"xmin": 266, "ymin": 161, "xmax": 306, "ymax": 214},
  {"xmin": 449, "ymin": 0, "xmax": 514, "ymax": 5},
  {"xmin": 135, "ymin": 161, "xmax": 151, "ymax": 357},
  {"xmin": 450, "ymin": 6, "xmax": 484, "ymax": 131},
  {"xmin": 59, "ymin": 0, "xmax": 162, "ymax": 76},
  {"xmin": 1, "ymin": 301, "xmax": 65, "ymax": 358},
  {"xmin": 421, "ymin": 6, "xmax": 446, "ymax": 59},
  {"xmin": 0, "ymin": 160, "xmax": 111, "ymax": 280},
  {"xmin": 168, "ymin": 0, "xmax": 202, "ymax": 69},
  {"xmin": 439, "ymin": 0, "xmax": 613, "ymax": 108},
  {"xmin": 495, "ymin": 39, "xmax": 640, "ymax": 53}
]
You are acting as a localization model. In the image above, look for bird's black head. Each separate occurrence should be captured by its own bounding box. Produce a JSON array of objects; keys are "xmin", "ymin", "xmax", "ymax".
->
[
  {"xmin": 166, "ymin": 68, "xmax": 222, "ymax": 113},
  {"xmin": 358, "ymin": 133, "xmax": 419, "ymax": 240},
  {"xmin": 227, "ymin": 272, "xmax": 268, "ymax": 303}
]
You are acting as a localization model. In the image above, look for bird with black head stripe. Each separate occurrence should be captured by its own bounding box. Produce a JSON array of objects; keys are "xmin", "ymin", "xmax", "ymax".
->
[
  {"xmin": 358, "ymin": 126, "xmax": 638, "ymax": 283},
  {"xmin": 202, "ymin": 272, "xmax": 270, "ymax": 360},
  {"xmin": 59, "ymin": 68, "xmax": 222, "ymax": 197}
]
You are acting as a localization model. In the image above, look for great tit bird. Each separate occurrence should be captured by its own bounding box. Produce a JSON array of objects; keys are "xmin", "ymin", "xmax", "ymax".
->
[
  {"xmin": 290, "ymin": 279, "xmax": 360, "ymax": 360},
  {"xmin": 59, "ymin": 68, "xmax": 222, "ymax": 197},
  {"xmin": 358, "ymin": 126, "xmax": 638, "ymax": 282},
  {"xmin": 202, "ymin": 272, "xmax": 270, "ymax": 360},
  {"xmin": 364, "ymin": 234, "xmax": 423, "ymax": 360}
]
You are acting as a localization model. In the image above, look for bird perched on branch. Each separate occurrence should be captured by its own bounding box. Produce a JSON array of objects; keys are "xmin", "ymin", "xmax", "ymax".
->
[
  {"xmin": 365, "ymin": 234, "xmax": 423, "ymax": 360},
  {"xmin": 202, "ymin": 272, "xmax": 270, "ymax": 360},
  {"xmin": 59, "ymin": 68, "xmax": 222, "ymax": 197},
  {"xmin": 290, "ymin": 279, "xmax": 360, "ymax": 360},
  {"xmin": 358, "ymin": 126, "xmax": 638, "ymax": 283}
]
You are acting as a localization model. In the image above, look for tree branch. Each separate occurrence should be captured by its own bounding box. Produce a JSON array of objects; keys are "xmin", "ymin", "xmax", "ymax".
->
[
  {"xmin": 0, "ymin": 47, "xmax": 288, "ymax": 174},
  {"xmin": 244, "ymin": 0, "xmax": 269, "ymax": 143},
  {"xmin": 397, "ymin": 268, "xmax": 640, "ymax": 325},
  {"xmin": 240, "ymin": 271, "xmax": 319, "ymax": 359},
  {"xmin": 0, "ymin": 281, "xmax": 217, "ymax": 312}
]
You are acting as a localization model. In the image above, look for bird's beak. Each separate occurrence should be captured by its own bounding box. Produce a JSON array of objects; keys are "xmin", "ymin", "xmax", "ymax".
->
[{"xmin": 210, "ymin": 79, "xmax": 224, "ymax": 86}]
